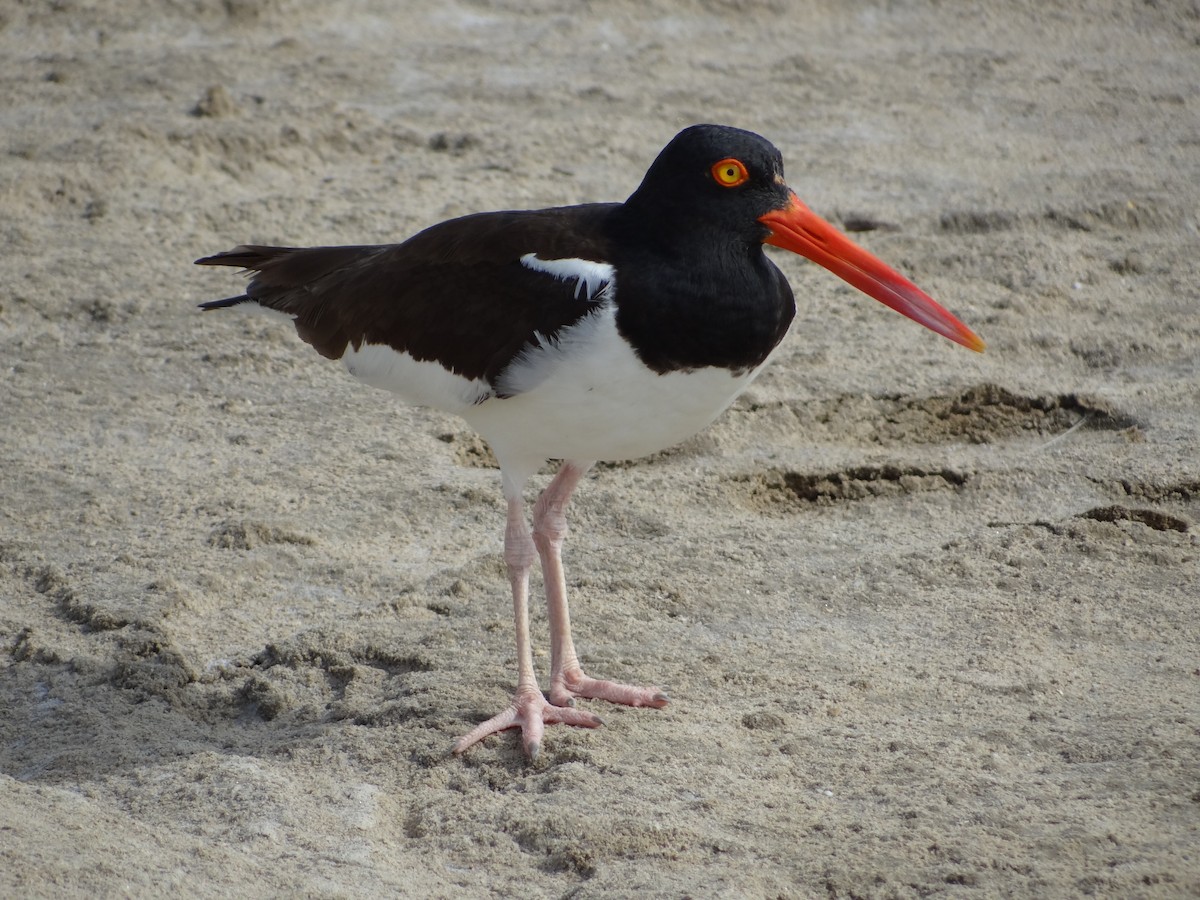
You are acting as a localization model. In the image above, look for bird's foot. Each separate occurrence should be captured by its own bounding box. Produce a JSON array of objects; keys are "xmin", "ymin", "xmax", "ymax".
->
[
  {"xmin": 549, "ymin": 666, "xmax": 670, "ymax": 710},
  {"xmin": 452, "ymin": 685, "xmax": 603, "ymax": 760}
]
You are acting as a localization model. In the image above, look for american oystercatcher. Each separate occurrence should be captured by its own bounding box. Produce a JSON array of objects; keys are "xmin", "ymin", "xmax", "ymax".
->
[{"xmin": 197, "ymin": 124, "xmax": 983, "ymax": 759}]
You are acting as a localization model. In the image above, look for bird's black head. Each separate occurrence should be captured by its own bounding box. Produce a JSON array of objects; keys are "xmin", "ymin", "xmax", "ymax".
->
[
  {"xmin": 617, "ymin": 123, "xmax": 986, "ymax": 353},
  {"xmin": 622, "ymin": 124, "xmax": 792, "ymax": 244}
]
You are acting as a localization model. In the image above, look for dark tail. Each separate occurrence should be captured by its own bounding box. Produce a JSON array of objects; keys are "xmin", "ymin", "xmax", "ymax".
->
[
  {"xmin": 194, "ymin": 244, "xmax": 384, "ymax": 360},
  {"xmin": 195, "ymin": 246, "xmax": 296, "ymax": 270},
  {"xmin": 195, "ymin": 246, "xmax": 314, "ymax": 312},
  {"xmin": 198, "ymin": 295, "xmax": 253, "ymax": 311},
  {"xmin": 195, "ymin": 247, "xmax": 289, "ymax": 311}
]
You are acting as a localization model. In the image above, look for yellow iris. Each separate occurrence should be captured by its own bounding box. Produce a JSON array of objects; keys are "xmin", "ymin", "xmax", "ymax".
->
[{"xmin": 711, "ymin": 158, "xmax": 749, "ymax": 187}]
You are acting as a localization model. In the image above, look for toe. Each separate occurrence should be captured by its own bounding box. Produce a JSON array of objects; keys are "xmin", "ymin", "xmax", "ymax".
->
[
  {"xmin": 557, "ymin": 668, "xmax": 670, "ymax": 708},
  {"xmin": 453, "ymin": 688, "xmax": 604, "ymax": 758}
]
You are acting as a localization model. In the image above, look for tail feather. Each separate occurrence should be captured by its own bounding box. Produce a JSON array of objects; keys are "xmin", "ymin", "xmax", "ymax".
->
[
  {"xmin": 194, "ymin": 243, "xmax": 385, "ymax": 360},
  {"xmin": 198, "ymin": 295, "xmax": 253, "ymax": 311},
  {"xmin": 195, "ymin": 245, "xmax": 379, "ymax": 285}
]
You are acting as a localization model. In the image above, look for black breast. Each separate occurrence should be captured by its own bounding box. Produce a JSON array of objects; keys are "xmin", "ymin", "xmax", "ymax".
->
[{"xmin": 607, "ymin": 219, "xmax": 797, "ymax": 375}]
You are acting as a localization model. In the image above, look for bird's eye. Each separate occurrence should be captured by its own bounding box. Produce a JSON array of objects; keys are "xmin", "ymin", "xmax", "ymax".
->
[{"xmin": 711, "ymin": 158, "xmax": 750, "ymax": 188}]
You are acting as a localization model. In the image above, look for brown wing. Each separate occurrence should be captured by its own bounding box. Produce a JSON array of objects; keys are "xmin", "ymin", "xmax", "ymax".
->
[{"xmin": 196, "ymin": 204, "xmax": 619, "ymax": 385}]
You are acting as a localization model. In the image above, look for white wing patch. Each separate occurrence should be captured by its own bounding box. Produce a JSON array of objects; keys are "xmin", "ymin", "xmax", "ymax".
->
[{"xmin": 520, "ymin": 253, "xmax": 614, "ymax": 301}]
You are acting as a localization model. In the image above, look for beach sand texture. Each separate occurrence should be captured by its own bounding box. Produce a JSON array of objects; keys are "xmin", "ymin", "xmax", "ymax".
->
[{"xmin": 2, "ymin": 1, "xmax": 1198, "ymax": 896}]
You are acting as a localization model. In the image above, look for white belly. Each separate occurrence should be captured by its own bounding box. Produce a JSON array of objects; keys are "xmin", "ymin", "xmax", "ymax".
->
[
  {"xmin": 465, "ymin": 303, "xmax": 767, "ymax": 470},
  {"xmin": 341, "ymin": 302, "xmax": 771, "ymax": 475}
]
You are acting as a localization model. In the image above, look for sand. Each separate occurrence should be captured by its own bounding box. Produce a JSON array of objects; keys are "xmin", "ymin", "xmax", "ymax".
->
[{"xmin": 2, "ymin": 0, "xmax": 1198, "ymax": 896}]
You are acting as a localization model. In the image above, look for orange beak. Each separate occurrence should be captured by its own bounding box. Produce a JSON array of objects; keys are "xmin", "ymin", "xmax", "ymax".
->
[{"xmin": 759, "ymin": 192, "xmax": 985, "ymax": 352}]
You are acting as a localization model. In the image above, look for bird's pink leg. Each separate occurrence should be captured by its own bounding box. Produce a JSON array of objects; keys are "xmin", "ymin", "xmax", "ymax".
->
[
  {"xmin": 534, "ymin": 461, "xmax": 670, "ymax": 711},
  {"xmin": 452, "ymin": 488, "xmax": 601, "ymax": 759}
]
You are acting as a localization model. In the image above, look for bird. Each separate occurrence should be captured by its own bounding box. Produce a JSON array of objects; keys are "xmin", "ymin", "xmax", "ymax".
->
[{"xmin": 196, "ymin": 123, "xmax": 983, "ymax": 759}]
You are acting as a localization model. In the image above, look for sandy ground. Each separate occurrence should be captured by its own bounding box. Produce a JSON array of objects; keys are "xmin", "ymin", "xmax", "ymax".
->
[{"xmin": 2, "ymin": 0, "xmax": 1198, "ymax": 896}]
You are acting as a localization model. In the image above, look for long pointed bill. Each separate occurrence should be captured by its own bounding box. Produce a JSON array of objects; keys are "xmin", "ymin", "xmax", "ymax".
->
[{"xmin": 760, "ymin": 192, "xmax": 985, "ymax": 352}]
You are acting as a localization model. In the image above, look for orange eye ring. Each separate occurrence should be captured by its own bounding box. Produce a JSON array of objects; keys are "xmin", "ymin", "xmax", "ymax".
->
[{"xmin": 711, "ymin": 157, "xmax": 750, "ymax": 188}]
